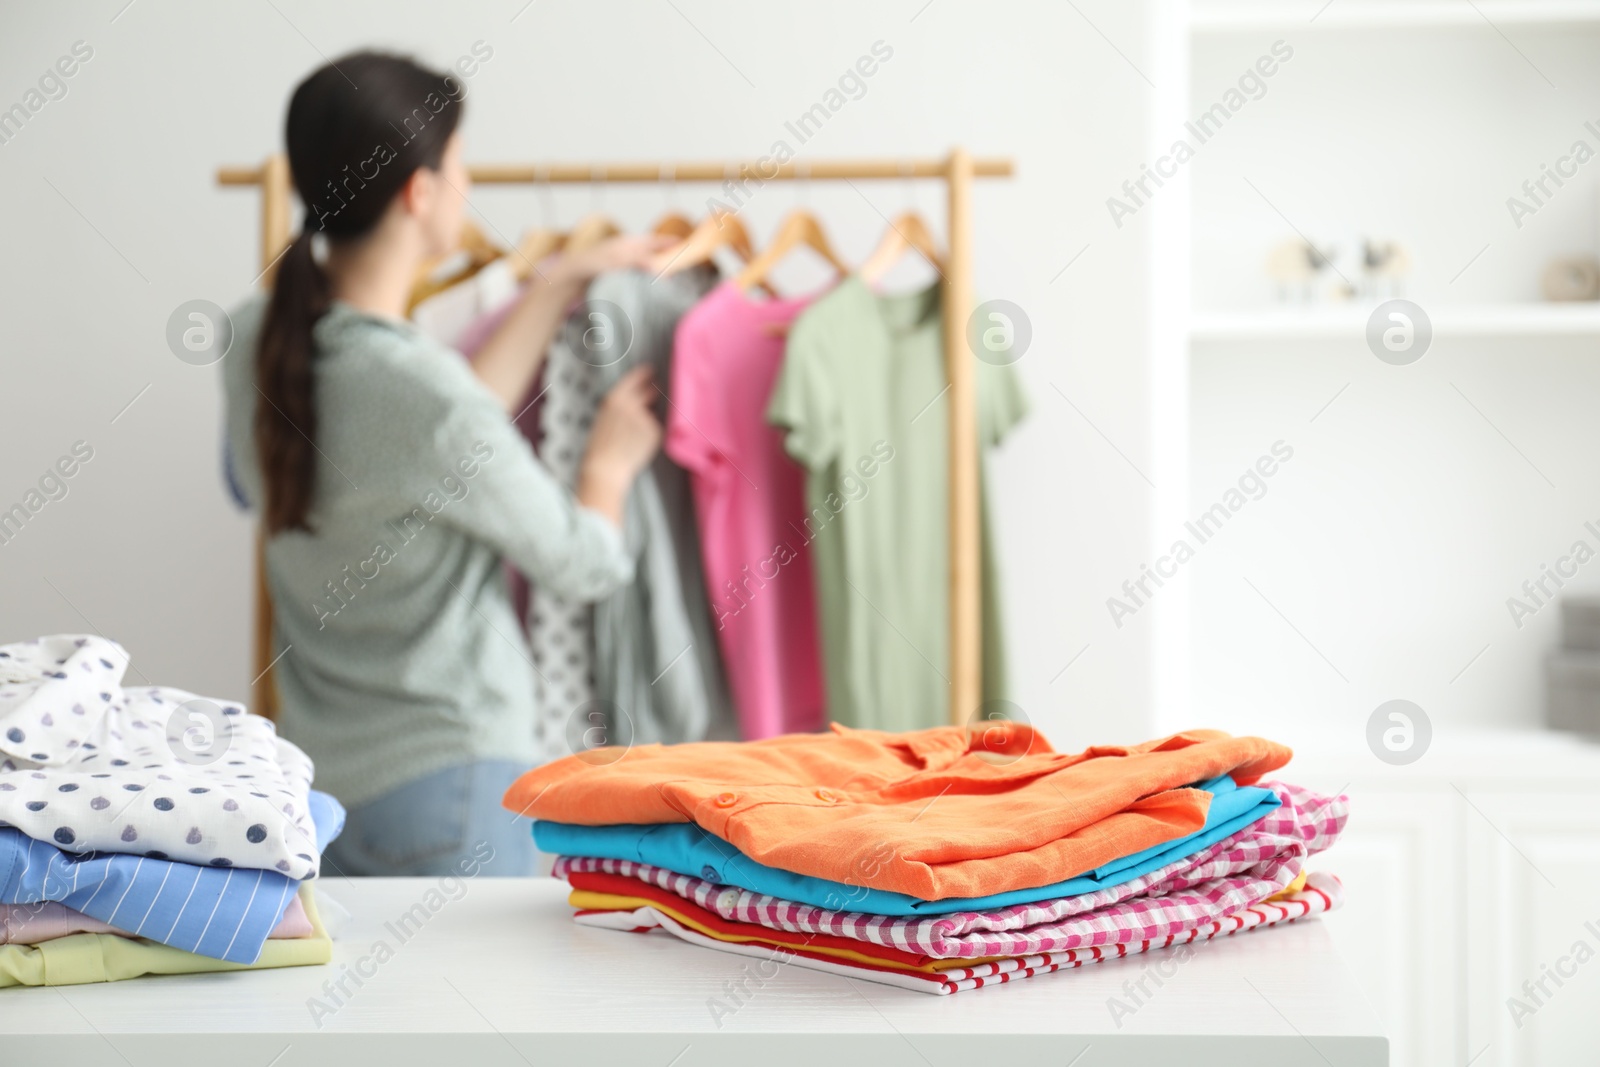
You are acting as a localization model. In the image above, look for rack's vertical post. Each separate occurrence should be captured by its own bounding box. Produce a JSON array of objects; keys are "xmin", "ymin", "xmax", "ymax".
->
[
  {"xmin": 260, "ymin": 155, "xmax": 292, "ymax": 279},
  {"xmin": 943, "ymin": 148, "xmax": 979, "ymax": 727},
  {"xmin": 253, "ymin": 154, "xmax": 293, "ymax": 720}
]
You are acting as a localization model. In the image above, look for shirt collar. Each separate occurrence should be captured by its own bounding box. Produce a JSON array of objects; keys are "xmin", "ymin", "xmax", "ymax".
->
[{"xmin": 0, "ymin": 634, "xmax": 127, "ymax": 766}]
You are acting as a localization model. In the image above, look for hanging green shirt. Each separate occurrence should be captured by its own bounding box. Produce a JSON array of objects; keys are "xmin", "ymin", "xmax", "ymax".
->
[{"xmin": 767, "ymin": 277, "xmax": 1028, "ymax": 732}]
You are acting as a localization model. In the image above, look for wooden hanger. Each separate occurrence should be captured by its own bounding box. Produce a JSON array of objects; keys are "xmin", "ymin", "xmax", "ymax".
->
[
  {"xmin": 736, "ymin": 209, "xmax": 849, "ymax": 293},
  {"xmin": 650, "ymin": 165, "xmax": 695, "ymax": 242},
  {"xmin": 651, "ymin": 211, "xmax": 695, "ymax": 239},
  {"xmin": 408, "ymin": 220, "xmax": 505, "ymax": 311},
  {"xmin": 509, "ymin": 225, "xmax": 567, "ymax": 282},
  {"xmin": 859, "ymin": 211, "xmax": 945, "ymax": 286},
  {"xmin": 565, "ymin": 212, "xmax": 620, "ymax": 253},
  {"xmin": 650, "ymin": 208, "xmax": 758, "ymax": 276},
  {"xmin": 649, "ymin": 160, "xmax": 748, "ymax": 275}
]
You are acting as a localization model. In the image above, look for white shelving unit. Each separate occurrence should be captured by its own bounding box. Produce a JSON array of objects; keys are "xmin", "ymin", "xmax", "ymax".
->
[
  {"xmin": 1190, "ymin": 302, "xmax": 1600, "ymax": 340},
  {"xmin": 1192, "ymin": 0, "xmax": 1600, "ymax": 32},
  {"xmin": 1151, "ymin": 8, "xmax": 1600, "ymax": 1064}
]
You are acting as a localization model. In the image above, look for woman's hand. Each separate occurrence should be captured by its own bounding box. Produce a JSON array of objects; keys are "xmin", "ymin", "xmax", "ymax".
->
[
  {"xmin": 471, "ymin": 233, "xmax": 675, "ymax": 415},
  {"xmin": 550, "ymin": 234, "xmax": 675, "ymax": 290},
  {"xmin": 577, "ymin": 365, "xmax": 662, "ymax": 527}
]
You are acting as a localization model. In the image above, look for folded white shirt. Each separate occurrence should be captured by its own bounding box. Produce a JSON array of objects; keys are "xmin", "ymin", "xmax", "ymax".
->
[{"xmin": 0, "ymin": 634, "xmax": 321, "ymax": 879}]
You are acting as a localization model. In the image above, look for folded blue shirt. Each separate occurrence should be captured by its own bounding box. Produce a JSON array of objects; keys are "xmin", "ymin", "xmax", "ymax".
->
[
  {"xmin": 0, "ymin": 789, "xmax": 344, "ymax": 964},
  {"xmin": 535, "ymin": 775, "xmax": 1278, "ymax": 915}
]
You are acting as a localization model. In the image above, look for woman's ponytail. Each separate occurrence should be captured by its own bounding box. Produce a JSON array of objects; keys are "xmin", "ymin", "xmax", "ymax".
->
[
  {"xmin": 253, "ymin": 51, "xmax": 464, "ymax": 535},
  {"xmin": 255, "ymin": 230, "xmax": 329, "ymax": 534}
]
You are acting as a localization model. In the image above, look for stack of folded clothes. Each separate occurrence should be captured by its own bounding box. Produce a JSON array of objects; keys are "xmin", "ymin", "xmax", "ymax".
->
[
  {"xmin": 0, "ymin": 634, "xmax": 343, "ymax": 987},
  {"xmin": 503, "ymin": 722, "xmax": 1347, "ymax": 994}
]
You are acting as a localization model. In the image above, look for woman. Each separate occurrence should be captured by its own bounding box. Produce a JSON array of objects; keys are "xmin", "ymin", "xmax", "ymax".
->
[{"xmin": 222, "ymin": 51, "xmax": 664, "ymax": 877}]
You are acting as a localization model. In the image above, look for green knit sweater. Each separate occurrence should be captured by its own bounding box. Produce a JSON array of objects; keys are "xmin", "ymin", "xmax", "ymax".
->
[{"xmin": 221, "ymin": 297, "xmax": 632, "ymax": 807}]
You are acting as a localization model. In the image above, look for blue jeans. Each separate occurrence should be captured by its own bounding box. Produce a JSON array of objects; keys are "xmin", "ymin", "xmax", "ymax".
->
[{"xmin": 320, "ymin": 760, "xmax": 537, "ymax": 877}]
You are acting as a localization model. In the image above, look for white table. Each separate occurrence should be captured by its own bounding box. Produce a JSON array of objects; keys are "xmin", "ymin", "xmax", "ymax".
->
[{"xmin": 0, "ymin": 878, "xmax": 1388, "ymax": 1066}]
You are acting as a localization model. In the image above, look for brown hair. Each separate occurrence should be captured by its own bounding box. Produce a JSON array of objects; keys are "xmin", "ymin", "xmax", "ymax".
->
[{"xmin": 256, "ymin": 51, "xmax": 463, "ymax": 533}]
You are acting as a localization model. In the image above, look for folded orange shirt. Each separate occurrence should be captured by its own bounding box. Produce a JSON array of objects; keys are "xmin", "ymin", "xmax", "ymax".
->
[{"xmin": 504, "ymin": 723, "xmax": 1291, "ymax": 901}]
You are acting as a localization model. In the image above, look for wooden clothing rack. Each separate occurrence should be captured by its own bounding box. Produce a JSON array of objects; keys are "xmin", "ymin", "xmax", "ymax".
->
[{"xmin": 216, "ymin": 150, "xmax": 1015, "ymax": 729}]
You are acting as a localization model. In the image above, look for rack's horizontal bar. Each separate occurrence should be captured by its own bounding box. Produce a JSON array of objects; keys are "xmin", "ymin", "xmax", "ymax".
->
[{"xmin": 217, "ymin": 157, "xmax": 1014, "ymax": 187}]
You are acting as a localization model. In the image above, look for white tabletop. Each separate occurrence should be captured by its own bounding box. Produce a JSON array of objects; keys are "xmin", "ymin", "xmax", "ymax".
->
[{"xmin": 1, "ymin": 877, "xmax": 1388, "ymax": 1067}]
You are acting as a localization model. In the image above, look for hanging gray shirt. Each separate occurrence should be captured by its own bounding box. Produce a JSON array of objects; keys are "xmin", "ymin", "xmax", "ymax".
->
[{"xmin": 540, "ymin": 267, "xmax": 735, "ymax": 747}]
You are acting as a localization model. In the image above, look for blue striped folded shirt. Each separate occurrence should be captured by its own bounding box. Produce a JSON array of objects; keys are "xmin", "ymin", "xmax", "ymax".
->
[{"xmin": 0, "ymin": 789, "xmax": 343, "ymax": 964}]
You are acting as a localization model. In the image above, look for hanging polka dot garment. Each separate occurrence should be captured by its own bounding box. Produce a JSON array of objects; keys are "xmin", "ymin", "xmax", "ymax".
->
[
  {"xmin": 527, "ymin": 303, "xmax": 605, "ymax": 760},
  {"xmin": 0, "ymin": 635, "xmax": 321, "ymax": 879}
]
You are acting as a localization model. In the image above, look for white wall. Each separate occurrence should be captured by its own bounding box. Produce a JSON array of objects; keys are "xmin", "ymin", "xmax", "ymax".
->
[{"xmin": 0, "ymin": 0, "xmax": 1159, "ymax": 745}]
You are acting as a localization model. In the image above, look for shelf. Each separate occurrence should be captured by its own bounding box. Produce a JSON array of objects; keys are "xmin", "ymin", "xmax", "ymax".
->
[
  {"xmin": 1189, "ymin": 302, "xmax": 1600, "ymax": 340},
  {"xmin": 1191, "ymin": 0, "xmax": 1600, "ymax": 32}
]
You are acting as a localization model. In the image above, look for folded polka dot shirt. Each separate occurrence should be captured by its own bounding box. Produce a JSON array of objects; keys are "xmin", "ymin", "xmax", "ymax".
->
[{"xmin": 0, "ymin": 635, "xmax": 321, "ymax": 879}]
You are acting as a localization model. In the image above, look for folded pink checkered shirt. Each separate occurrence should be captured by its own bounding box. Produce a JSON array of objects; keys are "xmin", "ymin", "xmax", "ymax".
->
[{"xmin": 574, "ymin": 872, "xmax": 1344, "ymax": 995}]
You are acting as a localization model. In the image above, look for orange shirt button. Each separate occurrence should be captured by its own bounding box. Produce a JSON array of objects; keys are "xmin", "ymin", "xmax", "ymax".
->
[
  {"xmin": 814, "ymin": 788, "xmax": 838, "ymax": 803},
  {"xmin": 714, "ymin": 792, "xmax": 738, "ymax": 808}
]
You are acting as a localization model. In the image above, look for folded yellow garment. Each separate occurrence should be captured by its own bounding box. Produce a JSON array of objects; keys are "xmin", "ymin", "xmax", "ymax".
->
[
  {"xmin": 1267, "ymin": 870, "xmax": 1308, "ymax": 901},
  {"xmin": 0, "ymin": 884, "xmax": 330, "ymax": 988}
]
